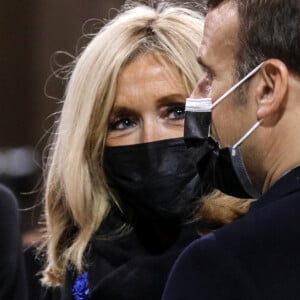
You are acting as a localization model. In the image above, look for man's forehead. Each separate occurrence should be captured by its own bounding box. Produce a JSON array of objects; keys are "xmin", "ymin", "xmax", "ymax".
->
[{"xmin": 199, "ymin": 1, "xmax": 239, "ymax": 63}]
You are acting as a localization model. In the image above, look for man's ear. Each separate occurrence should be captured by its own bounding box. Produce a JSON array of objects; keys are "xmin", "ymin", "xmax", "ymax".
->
[{"xmin": 255, "ymin": 59, "xmax": 288, "ymax": 120}]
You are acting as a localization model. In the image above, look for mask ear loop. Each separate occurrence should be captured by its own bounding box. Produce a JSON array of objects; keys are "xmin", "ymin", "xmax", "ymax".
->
[
  {"xmin": 233, "ymin": 119, "xmax": 264, "ymax": 152},
  {"xmin": 211, "ymin": 62, "xmax": 264, "ymax": 109},
  {"xmin": 208, "ymin": 62, "xmax": 265, "ymax": 150}
]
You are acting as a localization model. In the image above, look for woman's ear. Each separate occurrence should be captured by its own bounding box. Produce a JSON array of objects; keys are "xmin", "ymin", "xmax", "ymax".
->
[{"xmin": 255, "ymin": 59, "xmax": 288, "ymax": 120}]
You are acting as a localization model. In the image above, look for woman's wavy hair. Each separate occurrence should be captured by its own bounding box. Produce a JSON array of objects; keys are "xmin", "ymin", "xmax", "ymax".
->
[{"xmin": 41, "ymin": 0, "xmax": 205, "ymax": 286}]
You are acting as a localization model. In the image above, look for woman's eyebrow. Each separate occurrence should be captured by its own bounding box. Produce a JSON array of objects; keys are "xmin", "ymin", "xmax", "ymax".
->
[
  {"xmin": 156, "ymin": 94, "xmax": 186, "ymax": 106},
  {"xmin": 109, "ymin": 106, "xmax": 136, "ymax": 117}
]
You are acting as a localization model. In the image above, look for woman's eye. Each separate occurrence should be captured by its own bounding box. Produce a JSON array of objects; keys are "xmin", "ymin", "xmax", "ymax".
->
[
  {"xmin": 165, "ymin": 104, "xmax": 186, "ymax": 120},
  {"xmin": 108, "ymin": 117, "xmax": 137, "ymax": 131}
]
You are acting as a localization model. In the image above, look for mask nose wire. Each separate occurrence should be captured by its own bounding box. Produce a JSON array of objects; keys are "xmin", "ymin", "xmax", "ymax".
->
[{"xmin": 211, "ymin": 62, "xmax": 264, "ymax": 109}]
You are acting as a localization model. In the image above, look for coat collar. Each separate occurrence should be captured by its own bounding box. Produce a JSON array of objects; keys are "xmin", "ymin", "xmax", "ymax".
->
[{"xmin": 249, "ymin": 166, "xmax": 300, "ymax": 213}]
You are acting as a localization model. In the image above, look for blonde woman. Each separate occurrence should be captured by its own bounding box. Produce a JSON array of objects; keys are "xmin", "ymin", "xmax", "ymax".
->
[{"xmin": 38, "ymin": 1, "xmax": 252, "ymax": 299}]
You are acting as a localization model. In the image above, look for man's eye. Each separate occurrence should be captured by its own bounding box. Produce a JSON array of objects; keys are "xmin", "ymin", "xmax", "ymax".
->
[
  {"xmin": 165, "ymin": 104, "xmax": 186, "ymax": 120},
  {"xmin": 108, "ymin": 117, "xmax": 137, "ymax": 131}
]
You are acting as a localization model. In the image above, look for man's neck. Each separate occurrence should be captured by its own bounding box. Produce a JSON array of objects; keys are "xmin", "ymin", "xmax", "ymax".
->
[{"xmin": 263, "ymin": 147, "xmax": 300, "ymax": 194}]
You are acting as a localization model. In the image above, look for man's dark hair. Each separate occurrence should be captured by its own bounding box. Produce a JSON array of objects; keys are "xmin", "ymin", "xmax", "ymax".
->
[{"xmin": 206, "ymin": 0, "xmax": 300, "ymax": 79}]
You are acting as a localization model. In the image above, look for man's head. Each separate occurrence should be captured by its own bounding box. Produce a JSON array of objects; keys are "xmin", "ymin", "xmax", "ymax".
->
[
  {"xmin": 193, "ymin": 0, "xmax": 300, "ymax": 192},
  {"xmin": 207, "ymin": 0, "xmax": 300, "ymax": 79}
]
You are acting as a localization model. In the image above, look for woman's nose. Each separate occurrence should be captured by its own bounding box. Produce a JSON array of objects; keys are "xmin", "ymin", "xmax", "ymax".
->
[{"xmin": 140, "ymin": 124, "xmax": 163, "ymax": 143}]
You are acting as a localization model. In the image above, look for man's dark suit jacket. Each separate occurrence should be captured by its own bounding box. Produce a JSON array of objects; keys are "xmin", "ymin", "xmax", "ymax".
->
[
  {"xmin": 0, "ymin": 184, "xmax": 27, "ymax": 300},
  {"xmin": 162, "ymin": 166, "xmax": 300, "ymax": 300}
]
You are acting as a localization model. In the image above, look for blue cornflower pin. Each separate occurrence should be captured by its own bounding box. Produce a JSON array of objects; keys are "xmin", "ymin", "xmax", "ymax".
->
[{"xmin": 73, "ymin": 271, "xmax": 90, "ymax": 300}]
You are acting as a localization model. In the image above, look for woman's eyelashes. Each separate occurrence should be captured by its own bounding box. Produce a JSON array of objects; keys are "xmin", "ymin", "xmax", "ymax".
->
[
  {"xmin": 161, "ymin": 103, "xmax": 185, "ymax": 121},
  {"xmin": 108, "ymin": 115, "xmax": 138, "ymax": 131},
  {"xmin": 108, "ymin": 102, "xmax": 186, "ymax": 132}
]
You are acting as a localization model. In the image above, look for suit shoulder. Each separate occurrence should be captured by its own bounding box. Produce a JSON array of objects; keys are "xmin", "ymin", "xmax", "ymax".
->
[
  {"xmin": 168, "ymin": 232, "xmax": 226, "ymax": 277},
  {"xmin": 163, "ymin": 231, "xmax": 254, "ymax": 300}
]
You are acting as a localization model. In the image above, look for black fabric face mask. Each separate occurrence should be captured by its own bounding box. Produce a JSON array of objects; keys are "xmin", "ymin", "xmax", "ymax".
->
[
  {"xmin": 184, "ymin": 63, "xmax": 264, "ymax": 199},
  {"xmin": 104, "ymin": 138, "xmax": 209, "ymax": 222}
]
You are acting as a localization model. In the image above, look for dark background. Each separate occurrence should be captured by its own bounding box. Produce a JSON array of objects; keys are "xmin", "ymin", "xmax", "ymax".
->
[{"xmin": 0, "ymin": 0, "xmax": 125, "ymax": 238}]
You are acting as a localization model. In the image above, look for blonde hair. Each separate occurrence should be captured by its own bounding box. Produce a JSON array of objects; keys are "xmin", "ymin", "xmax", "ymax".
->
[
  {"xmin": 199, "ymin": 190, "xmax": 253, "ymax": 233},
  {"xmin": 42, "ymin": 1, "xmax": 205, "ymax": 286}
]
